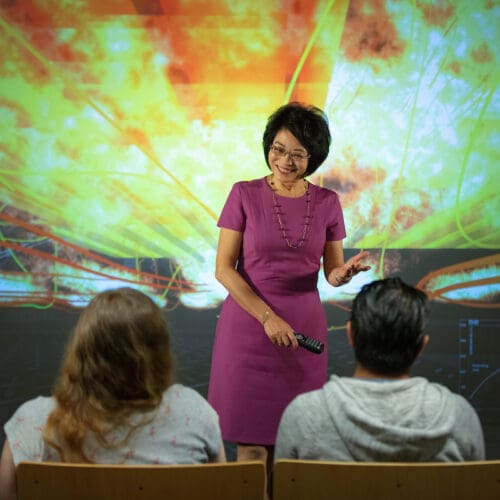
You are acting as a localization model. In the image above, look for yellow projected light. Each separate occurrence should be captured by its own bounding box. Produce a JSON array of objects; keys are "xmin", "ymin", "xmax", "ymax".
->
[{"xmin": 0, "ymin": 0, "xmax": 498, "ymax": 308}]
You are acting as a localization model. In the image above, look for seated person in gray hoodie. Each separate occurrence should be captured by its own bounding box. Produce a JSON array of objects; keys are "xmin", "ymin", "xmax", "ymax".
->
[{"xmin": 275, "ymin": 277, "xmax": 485, "ymax": 461}]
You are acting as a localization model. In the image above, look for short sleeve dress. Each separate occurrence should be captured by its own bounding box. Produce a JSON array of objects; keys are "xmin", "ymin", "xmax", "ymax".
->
[{"xmin": 207, "ymin": 177, "xmax": 346, "ymax": 445}]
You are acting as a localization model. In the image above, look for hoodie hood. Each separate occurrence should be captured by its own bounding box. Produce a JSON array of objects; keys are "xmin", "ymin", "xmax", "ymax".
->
[{"xmin": 323, "ymin": 375, "xmax": 458, "ymax": 461}]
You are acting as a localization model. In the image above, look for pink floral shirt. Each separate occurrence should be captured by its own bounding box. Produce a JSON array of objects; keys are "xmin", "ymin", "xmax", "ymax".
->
[{"xmin": 5, "ymin": 384, "xmax": 223, "ymax": 465}]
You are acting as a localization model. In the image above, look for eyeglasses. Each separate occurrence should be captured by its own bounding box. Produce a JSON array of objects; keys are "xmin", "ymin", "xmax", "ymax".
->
[{"xmin": 270, "ymin": 144, "xmax": 310, "ymax": 162}]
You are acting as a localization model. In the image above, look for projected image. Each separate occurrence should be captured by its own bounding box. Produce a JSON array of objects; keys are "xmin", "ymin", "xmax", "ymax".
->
[
  {"xmin": 459, "ymin": 318, "xmax": 500, "ymax": 408},
  {"xmin": 0, "ymin": 0, "xmax": 499, "ymax": 309}
]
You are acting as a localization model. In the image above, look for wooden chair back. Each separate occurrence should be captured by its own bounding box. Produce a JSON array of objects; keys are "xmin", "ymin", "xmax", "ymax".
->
[
  {"xmin": 273, "ymin": 459, "xmax": 500, "ymax": 500},
  {"xmin": 17, "ymin": 460, "xmax": 266, "ymax": 500}
]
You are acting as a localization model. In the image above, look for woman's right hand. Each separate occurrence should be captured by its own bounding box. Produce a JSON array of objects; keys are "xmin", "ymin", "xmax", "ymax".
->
[{"xmin": 263, "ymin": 310, "xmax": 299, "ymax": 348}]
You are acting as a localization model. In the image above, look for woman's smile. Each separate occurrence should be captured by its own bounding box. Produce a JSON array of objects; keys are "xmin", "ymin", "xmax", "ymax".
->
[{"xmin": 268, "ymin": 128, "xmax": 309, "ymax": 183}]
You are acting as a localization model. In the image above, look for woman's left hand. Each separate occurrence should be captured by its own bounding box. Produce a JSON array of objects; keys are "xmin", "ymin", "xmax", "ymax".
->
[{"xmin": 329, "ymin": 250, "xmax": 371, "ymax": 286}]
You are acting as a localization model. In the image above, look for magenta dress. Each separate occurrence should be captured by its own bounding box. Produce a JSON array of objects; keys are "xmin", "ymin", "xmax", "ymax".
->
[{"xmin": 207, "ymin": 177, "xmax": 346, "ymax": 445}]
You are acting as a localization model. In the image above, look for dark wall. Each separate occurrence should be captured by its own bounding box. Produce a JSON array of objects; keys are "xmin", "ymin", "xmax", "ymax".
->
[{"xmin": 1, "ymin": 250, "xmax": 499, "ymax": 459}]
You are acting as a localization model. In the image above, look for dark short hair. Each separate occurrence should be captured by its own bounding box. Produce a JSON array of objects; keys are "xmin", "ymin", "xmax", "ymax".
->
[
  {"xmin": 350, "ymin": 278, "xmax": 429, "ymax": 376},
  {"xmin": 262, "ymin": 102, "xmax": 331, "ymax": 176}
]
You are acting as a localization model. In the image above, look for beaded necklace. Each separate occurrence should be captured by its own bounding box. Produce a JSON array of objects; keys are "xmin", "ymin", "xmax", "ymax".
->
[{"xmin": 271, "ymin": 181, "xmax": 312, "ymax": 249}]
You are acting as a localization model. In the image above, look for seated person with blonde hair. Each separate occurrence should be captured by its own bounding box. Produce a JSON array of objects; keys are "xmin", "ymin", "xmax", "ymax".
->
[
  {"xmin": 0, "ymin": 287, "xmax": 225, "ymax": 500},
  {"xmin": 275, "ymin": 277, "xmax": 485, "ymax": 462}
]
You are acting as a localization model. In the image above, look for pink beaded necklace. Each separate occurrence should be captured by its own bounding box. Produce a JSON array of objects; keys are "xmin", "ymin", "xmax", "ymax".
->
[{"xmin": 271, "ymin": 180, "xmax": 312, "ymax": 249}]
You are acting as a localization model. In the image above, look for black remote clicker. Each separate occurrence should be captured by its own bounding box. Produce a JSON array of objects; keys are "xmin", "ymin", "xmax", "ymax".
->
[{"xmin": 294, "ymin": 333, "xmax": 324, "ymax": 354}]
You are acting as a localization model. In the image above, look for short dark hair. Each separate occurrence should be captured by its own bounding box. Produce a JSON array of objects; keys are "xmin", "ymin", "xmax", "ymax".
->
[
  {"xmin": 262, "ymin": 102, "xmax": 331, "ymax": 176},
  {"xmin": 350, "ymin": 278, "xmax": 429, "ymax": 376}
]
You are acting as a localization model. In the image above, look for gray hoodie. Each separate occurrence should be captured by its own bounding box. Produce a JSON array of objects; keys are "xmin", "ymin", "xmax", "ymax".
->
[{"xmin": 275, "ymin": 375, "xmax": 485, "ymax": 461}]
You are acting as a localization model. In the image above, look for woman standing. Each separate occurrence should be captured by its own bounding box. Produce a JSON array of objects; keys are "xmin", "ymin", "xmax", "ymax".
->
[{"xmin": 208, "ymin": 103, "xmax": 369, "ymax": 474}]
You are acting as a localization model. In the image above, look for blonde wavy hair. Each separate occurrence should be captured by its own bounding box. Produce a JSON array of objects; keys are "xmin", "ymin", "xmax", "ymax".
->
[{"xmin": 42, "ymin": 287, "xmax": 174, "ymax": 462}]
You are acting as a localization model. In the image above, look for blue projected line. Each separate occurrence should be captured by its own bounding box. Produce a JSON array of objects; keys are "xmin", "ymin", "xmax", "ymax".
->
[{"xmin": 468, "ymin": 368, "xmax": 500, "ymax": 400}]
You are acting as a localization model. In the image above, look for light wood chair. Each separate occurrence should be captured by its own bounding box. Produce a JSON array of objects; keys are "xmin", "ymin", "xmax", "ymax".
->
[
  {"xmin": 16, "ymin": 460, "xmax": 266, "ymax": 500},
  {"xmin": 273, "ymin": 459, "xmax": 500, "ymax": 500}
]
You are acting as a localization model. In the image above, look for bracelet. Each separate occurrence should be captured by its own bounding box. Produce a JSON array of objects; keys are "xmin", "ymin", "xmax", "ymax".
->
[{"xmin": 262, "ymin": 306, "xmax": 270, "ymax": 325}]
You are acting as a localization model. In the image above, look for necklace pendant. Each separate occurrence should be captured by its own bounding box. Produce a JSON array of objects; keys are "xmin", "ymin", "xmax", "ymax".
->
[{"xmin": 272, "ymin": 187, "xmax": 312, "ymax": 250}]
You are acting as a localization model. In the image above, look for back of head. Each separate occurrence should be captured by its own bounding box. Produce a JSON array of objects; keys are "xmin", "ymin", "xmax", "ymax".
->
[
  {"xmin": 66, "ymin": 287, "xmax": 174, "ymax": 405},
  {"xmin": 44, "ymin": 287, "xmax": 174, "ymax": 461},
  {"xmin": 262, "ymin": 101, "xmax": 331, "ymax": 175},
  {"xmin": 350, "ymin": 278, "xmax": 429, "ymax": 376}
]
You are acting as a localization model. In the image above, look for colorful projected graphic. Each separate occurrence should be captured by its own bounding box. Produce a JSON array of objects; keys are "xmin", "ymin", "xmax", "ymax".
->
[{"xmin": 0, "ymin": 0, "xmax": 499, "ymax": 309}]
